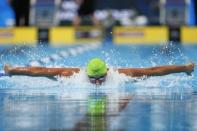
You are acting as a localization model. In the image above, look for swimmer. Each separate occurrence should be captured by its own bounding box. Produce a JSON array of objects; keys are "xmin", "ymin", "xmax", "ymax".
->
[{"xmin": 4, "ymin": 58, "xmax": 195, "ymax": 85}]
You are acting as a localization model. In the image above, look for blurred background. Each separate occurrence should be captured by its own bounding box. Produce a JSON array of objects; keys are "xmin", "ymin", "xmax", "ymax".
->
[
  {"xmin": 0, "ymin": 0, "xmax": 196, "ymax": 45},
  {"xmin": 1, "ymin": 1, "xmax": 197, "ymax": 130}
]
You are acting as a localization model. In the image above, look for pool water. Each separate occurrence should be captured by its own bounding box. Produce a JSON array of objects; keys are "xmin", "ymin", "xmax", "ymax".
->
[{"xmin": 0, "ymin": 43, "xmax": 197, "ymax": 131}]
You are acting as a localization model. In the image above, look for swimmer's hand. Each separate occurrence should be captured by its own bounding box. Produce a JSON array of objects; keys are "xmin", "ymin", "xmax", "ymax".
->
[
  {"xmin": 4, "ymin": 64, "xmax": 11, "ymax": 74},
  {"xmin": 185, "ymin": 62, "xmax": 195, "ymax": 76}
]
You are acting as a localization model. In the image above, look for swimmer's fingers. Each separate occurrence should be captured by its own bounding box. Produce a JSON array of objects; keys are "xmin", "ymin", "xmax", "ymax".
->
[
  {"xmin": 4, "ymin": 64, "xmax": 11, "ymax": 74},
  {"xmin": 185, "ymin": 62, "xmax": 195, "ymax": 76},
  {"xmin": 188, "ymin": 62, "xmax": 195, "ymax": 69}
]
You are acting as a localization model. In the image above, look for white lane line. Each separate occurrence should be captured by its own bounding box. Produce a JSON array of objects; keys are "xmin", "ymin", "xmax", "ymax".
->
[{"xmin": 27, "ymin": 43, "xmax": 101, "ymax": 66}]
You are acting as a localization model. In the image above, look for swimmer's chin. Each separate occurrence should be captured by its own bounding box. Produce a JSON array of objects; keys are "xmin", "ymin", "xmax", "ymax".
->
[{"xmin": 93, "ymin": 82, "xmax": 104, "ymax": 86}]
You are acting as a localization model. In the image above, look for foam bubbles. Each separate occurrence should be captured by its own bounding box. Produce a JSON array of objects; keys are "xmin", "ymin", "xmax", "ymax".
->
[
  {"xmin": 103, "ymin": 69, "xmax": 130, "ymax": 88},
  {"xmin": 58, "ymin": 69, "xmax": 92, "ymax": 88},
  {"xmin": 58, "ymin": 68, "xmax": 131, "ymax": 89},
  {"xmin": 133, "ymin": 74, "xmax": 193, "ymax": 97}
]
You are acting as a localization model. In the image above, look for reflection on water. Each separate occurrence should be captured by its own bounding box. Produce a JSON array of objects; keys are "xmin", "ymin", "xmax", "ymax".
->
[
  {"xmin": 0, "ymin": 89, "xmax": 197, "ymax": 131},
  {"xmin": 73, "ymin": 92, "xmax": 132, "ymax": 131}
]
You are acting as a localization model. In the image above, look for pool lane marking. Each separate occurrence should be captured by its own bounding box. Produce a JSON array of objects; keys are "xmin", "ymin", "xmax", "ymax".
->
[{"xmin": 26, "ymin": 43, "xmax": 100, "ymax": 67}]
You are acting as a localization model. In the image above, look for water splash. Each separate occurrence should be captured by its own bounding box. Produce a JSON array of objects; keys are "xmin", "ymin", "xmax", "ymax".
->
[
  {"xmin": 132, "ymin": 74, "xmax": 193, "ymax": 98},
  {"xmin": 58, "ymin": 69, "xmax": 131, "ymax": 89},
  {"xmin": 0, "ymin": 43, "xmax": 195, "ymax": 99}
]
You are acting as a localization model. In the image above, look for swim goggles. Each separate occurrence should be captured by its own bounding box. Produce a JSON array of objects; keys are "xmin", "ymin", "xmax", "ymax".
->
[{"xmin": 88, "ymin": 75, "xmax": 107, "ymax": 84}]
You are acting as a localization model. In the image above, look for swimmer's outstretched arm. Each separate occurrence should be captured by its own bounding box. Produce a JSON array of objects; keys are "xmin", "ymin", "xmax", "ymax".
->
[
  {"xmin": 117, "ymin": 63, "xmax": 195, "ymax": 77},
  {"xmin": 4, "ymin": 65, "xmax": 80, "ymax": 77}
]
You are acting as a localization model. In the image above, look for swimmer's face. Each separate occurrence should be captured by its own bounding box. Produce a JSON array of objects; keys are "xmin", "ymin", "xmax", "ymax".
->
[{"xmin": 88, "ymin": 74, "xmax": 107, "ymax": 85}]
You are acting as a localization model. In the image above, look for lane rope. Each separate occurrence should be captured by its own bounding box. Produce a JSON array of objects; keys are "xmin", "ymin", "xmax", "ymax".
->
[{"xmin": 26, "ymin": 43, "xmax": 100, "ymax": 66}]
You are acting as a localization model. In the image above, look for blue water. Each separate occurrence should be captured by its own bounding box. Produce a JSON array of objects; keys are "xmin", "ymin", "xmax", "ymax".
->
[{"xmin": 0, "ymin": 43, "xmax": 197, "ymax": 131}]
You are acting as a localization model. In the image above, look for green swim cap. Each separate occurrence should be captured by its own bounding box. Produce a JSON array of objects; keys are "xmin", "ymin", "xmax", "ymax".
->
[{"xmin": 87, "ymin": 58, "xmax": 107, "ymax": 78}]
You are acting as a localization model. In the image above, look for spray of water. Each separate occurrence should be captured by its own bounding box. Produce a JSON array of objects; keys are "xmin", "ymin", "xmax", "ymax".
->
[{"xmin": 0, "ymin": 43, "xmax": 195, "ymax": 99}]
